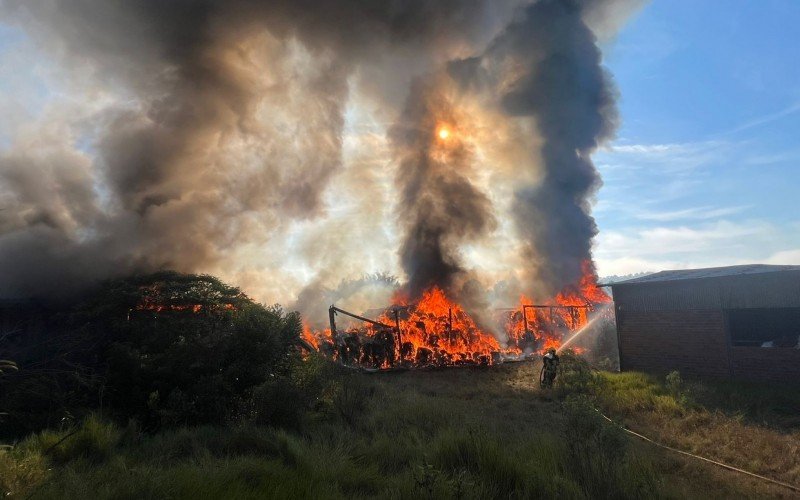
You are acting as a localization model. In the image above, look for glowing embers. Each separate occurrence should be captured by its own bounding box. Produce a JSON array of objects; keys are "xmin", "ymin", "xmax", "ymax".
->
[
  {"xmin": 134, "ymin": 299, "xmax": 237, "ymax": 314},
  {"xmin": 389, "ymin": 286, "xmax": 500, "ymax": 367},
  {"xmin": 319, "ymin": 286, "xmax": 500, "ymax": 370},
  {"xmin": 131, "ymin": 283, "xmax": 240, "ymax": 315}
]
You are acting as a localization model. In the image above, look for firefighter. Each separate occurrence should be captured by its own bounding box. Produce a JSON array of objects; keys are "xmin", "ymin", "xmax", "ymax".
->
[{"xmin": 540, "ymin": 347, "xmax": 560, "ymax": 388}]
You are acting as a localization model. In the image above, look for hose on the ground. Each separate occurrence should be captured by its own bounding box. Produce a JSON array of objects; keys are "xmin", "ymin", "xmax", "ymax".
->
[{"xmin": 597, "ymin": 409, "xmax": 800, "ymax": 493}]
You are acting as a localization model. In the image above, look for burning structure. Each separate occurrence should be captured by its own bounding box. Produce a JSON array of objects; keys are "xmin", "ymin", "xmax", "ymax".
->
[
  {"xmin": 303, "ymin": 266, "xmax": 611, "ymax": 369},
  {"xmin": 607, "ymin": 265, "xmax": 800, "ymax": 382}
]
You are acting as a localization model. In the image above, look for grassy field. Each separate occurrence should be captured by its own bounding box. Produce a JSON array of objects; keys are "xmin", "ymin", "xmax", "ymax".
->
[{"xmin": 2, "ymin": 359, "xmax": 799, "ymax": 499}]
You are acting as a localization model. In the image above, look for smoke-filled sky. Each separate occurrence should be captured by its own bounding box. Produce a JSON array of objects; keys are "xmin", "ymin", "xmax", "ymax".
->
[{"xmin": 0, "ymin": 1, "xmax": 797, "ymax": 320}]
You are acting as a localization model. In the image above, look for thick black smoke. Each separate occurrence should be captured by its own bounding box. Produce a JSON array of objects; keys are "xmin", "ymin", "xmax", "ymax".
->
[
  {"xmin": 502, "ymin": 0, "xmax": 618, "ymax": 294},
  {"xmin": 443, "ymin": 0, "xmax": 620, "ymax": 297}
]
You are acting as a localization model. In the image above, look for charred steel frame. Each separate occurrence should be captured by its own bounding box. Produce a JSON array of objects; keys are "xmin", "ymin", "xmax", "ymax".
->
[
  {"xmin": 496, "ymin": 304, "xmax": 591, "ymax": 334},
  {"xmin": 329, "ymin": 305, "xmax": 404, "ymax": 352},
  {"xmin": 329, "ymin": 303, "xmax": 591, "ymax": 341},
  {"xmin": 521, "ymin": 304, "xmax": 590, "ymax": 333},
  {"xmin": 328, "ymin": 304, "xmax": 461, "ymax": 354}
]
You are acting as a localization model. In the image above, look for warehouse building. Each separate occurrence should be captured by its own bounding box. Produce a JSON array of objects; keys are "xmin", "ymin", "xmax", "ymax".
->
[{"xmin": 607, "ymin": 265, "xmax": 800, "ymax": 382}]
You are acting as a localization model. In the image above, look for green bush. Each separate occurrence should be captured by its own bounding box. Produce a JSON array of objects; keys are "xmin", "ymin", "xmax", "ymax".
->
[
  {"xmin": 0, "ymin": 446, "xmax": 48, "ymax": 498},
  {"xmin": 561, "ymin": 394, "xmax": 660, "ymax": 499},
  {"xmin": 23, "ymin": 414, "xmax": 121, "ymax": 465},
  {"xmin": 557, "ymin": 350, "xmax": 602, "ymax": 396},
  {"xmin": 665, "ymin": 370, "xmax": 691, "ymax": 407},
  {"xmin": 332, "ymin": 373, "xmax": 374, "ymax": 427},
  {"xmin": 2, "ymin": 272, "xmax": 304, "ymax": 436},
  {"xmin": 233, "ymin": 354, "xmax": 343, "ymax": 431},
  {"xmin": 248, "ymin": 378, "xmax": 307, "ymax": 430}
]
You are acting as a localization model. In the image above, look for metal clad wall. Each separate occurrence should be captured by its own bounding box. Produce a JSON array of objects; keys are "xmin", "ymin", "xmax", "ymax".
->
[{"xmin": 612, "ymin": 271, "xmax": 800, "ymax": 312}]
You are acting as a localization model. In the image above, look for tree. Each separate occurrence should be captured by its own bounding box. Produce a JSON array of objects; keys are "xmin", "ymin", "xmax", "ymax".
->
[{"xmin": 1, "ymin": 272, "xmax": 302, "ymax": 435}]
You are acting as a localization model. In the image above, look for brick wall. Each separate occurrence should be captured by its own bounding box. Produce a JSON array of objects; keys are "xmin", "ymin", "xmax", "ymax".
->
[
  {"xmin": 617, "ymin": 308, "xmax": 800, "ymax": 382},
  {"xmin": 730, "ymin": 347, "xmax": 800, "ymax": 382},
  {"xmin": 617, "ymin": 309, "xmax": 731, "ymax": 378}
]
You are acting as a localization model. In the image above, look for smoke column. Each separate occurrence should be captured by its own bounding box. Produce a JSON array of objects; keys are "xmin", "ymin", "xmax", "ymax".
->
[
  {"xmin": 0, "ymin": 0, "xmax": 514, "ymax": 299},
  {"xmin": 441, "ymin": 0, "xmax": 620, "ymax": 298},
  {"xmin": 391, "ymin": 76, "xmax": 496, "ymax": 300},
  {"xmin": 501, "ymin": 0, "xmax": 619, "ymax": 295}
]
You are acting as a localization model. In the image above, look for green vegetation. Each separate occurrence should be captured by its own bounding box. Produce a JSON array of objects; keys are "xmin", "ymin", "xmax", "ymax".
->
[
  {"xmin": 1, "ymin": 272, "xmax": 306, "ymax": 436},
  {"xmin": 2, "ymin": 273, "xmax": 798, "ymax": 498},
  {"xmin": 3, "ymin": 358, "xmax": 798, "ymax": 499},
  {"xmin": 593, "ymin": 370, "xmax": 800, "ymax": 490}
]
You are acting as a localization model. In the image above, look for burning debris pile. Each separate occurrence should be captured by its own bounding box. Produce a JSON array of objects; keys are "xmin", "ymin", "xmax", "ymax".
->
[{"xmin": 303, "ymin": 264, "xmax": 610, "ymax": 370}]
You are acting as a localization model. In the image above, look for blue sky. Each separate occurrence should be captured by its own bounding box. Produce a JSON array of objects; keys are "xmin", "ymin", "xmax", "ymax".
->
[{"xmin": 593, "ymin": 0, "xmax": 800, "ymax": 276}]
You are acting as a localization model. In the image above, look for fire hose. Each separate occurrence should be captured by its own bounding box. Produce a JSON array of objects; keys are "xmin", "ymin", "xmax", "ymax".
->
[{"xmin": 595, "ymin": 409, "xmax": 800, "ymax": 494}]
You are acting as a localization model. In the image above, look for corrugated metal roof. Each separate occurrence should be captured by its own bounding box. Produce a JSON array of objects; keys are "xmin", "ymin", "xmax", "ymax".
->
[{"xmin": 609, "ymin": 264, "xmax": 800, "ymax": 285}]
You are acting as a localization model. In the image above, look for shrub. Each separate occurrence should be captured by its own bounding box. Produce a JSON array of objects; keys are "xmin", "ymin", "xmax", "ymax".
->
[
  {"xmin": 235, "ymin": 354, "xmax": 343, "ymax": 430},
  {"xmin": 24, "ymin": 414, "xmax": 121, "ymax": 465},
  {"xmin": 332, "ymin": 373, "xmax": 374, "ymax": 427},
  {"xmin": 287, "ymin": 352, "xmax": 341, "ymax": 414},
  {"xmin": 248, "ymin": 378, "xmax": 307, "ymax": 430},
  {"xmin": 557, "ymin": 350, "xmax": 602, "ymax": 396},
  {"xmin": 2, "ymin": 272, "xmax": 304, "ymax": 436},
  {"xmin": 665, "ymin": 370, "xmax": 691, "ymax": 407},
  {"xmin": 562, "ymin": 394, "xmax": 630, "ymax": 497},
  {"xmin": 0, "ymin": 446, "xmax": 48, "ymax": 498}
]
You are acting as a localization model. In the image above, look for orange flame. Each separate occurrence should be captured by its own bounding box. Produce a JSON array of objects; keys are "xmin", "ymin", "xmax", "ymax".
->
[
  {"xmin": 380, "ymin": 286, "xmax": 500, "ymax": 366},
  {"xmin": 134, "ymin": 301, "xmax": 236, "ymax": 314},
  {"xmin": 505, "ymin": 261, "xmax": 609, "ymax": 353},
  {"xmin": 301, "ymin": 322, "xmax": 320, "ymax": 350},
  {"xmin": 303, "ymin": 261, "xmax": 607, "ymax": 369}
]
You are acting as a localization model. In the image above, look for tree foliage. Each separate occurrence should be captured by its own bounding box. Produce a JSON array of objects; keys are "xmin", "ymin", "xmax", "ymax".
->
[{"xmin": 0, "ymin": 272, "xmax": 302, "ymax": 436}]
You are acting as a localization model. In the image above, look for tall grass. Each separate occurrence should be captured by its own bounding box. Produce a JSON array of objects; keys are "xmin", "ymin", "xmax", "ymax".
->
[
  {"xmin": 0, "ymin": 446, "xmax": 48, "ymax": 498},
  {"xmin": 592, "ymin": 369, "xmax": 800, "ymax": 490},
  {"xmin": 4, "ymin": 360, "xmax": 795, "ymax": 498}
]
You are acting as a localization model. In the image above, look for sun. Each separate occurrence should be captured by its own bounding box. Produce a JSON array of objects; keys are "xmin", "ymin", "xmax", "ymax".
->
[{"xmin": 437, "ymin": 127, "xmax": 450, "ymax": 140}]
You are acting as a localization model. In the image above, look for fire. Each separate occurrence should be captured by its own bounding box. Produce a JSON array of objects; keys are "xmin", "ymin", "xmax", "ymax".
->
[
  {"xmin": 131, "ymin": 283, "xmax": 240, "ymax": 315},
  {"xmin": 301, "ymin": 322, "xmax": 320, "ymax": 350},
  {"xmin": 379, "ymin": 286, "xmax": 500, "ymax": 366},
  {"xmin": 437, "ymin": 127, "xmax": 450, "ymax": 140},
  {"xmin": 504, "ymin": 261, "xmax": 610, "ymax": 354},
  {"xmin": 134, "ymin": 300, "xmax": 236, "ymax": 314},
  {"xmin": 303, "ymin": 261, "xmax": 608, "ymax": 369}
]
